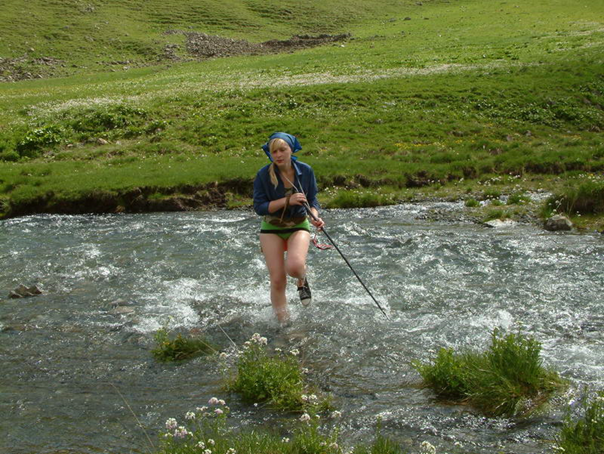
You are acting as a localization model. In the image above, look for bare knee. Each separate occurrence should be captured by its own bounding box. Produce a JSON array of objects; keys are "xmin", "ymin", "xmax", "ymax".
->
[
  {"xmin": 270, "ymin": 274, "xmax": 287, "ymax": 292},
  {"xmin": 285, "ymin": 258, "xmax": 306, "ymax": 279}
]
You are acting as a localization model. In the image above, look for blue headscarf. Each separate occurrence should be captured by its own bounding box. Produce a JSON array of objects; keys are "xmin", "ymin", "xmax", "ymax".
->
[{"xmin": 261, "ymin": 132, "xmax": 302, "ymax": 162}]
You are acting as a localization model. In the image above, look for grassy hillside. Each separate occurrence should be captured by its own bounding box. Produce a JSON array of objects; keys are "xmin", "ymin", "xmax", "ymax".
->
[
  {"xmin": 0, "ymin": 0, "xmax": 603, "ymax": 224},
  {"xmin": 0, "ymin": 0, "xmax": 406, "ymax": 79}
]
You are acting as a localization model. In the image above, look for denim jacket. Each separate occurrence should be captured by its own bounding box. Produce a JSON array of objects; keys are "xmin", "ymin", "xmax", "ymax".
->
[{"xmin": 253, "ymin": 161, "xmax": 320, "ymax": 218}]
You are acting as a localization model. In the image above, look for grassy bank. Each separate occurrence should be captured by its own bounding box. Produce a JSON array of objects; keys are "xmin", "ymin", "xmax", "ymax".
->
[{"xmin": 0, "ymin": 0, "xmax": 603, "ymax": 222}]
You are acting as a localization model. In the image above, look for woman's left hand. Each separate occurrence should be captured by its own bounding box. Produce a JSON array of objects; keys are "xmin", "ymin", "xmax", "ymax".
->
[{"xmin": 311, "ymin": 216, "xmax": 325, "ymax": 230}]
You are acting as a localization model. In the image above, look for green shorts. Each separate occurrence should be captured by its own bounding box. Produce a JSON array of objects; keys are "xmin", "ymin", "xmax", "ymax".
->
[{"xmin": 260, "ymin": 218, "xmax": 311, "ymax": 240}]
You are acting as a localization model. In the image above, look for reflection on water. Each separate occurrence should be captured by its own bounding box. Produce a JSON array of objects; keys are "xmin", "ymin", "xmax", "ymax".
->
[{"xmin": 1, "ymin": 205, "xmax": 602, "ymax": 453}]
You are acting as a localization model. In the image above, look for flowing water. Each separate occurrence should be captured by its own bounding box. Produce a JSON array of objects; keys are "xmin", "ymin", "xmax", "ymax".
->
[{"xmin": 1, "ymin": 204, "xmax": 603, "ymax": 454}]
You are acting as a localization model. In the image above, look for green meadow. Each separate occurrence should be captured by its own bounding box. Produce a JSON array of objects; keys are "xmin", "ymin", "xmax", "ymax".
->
[{"xmin": 0, "ymin": 0, "xmax": 603, "ymax": 224}]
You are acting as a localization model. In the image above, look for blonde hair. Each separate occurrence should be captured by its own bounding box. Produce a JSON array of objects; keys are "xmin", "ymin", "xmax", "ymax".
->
[{"xmin": 268, "ymin": 138, "xmax": 289, "ymax": 188}]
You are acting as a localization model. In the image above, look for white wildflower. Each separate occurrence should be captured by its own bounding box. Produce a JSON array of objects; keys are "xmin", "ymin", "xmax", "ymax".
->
[
  {"xmin": 185, "ymin": 411, "xmax": 196, "ymax": 420},
  {"xmin": 329, "ymin": 442, "xmax": 339, "ymax": 450},
  {"xmin": 226, "ymin": 449, "xmax": 237, "ymax": 454},
  {"xmin": 420, "ymin": 441, "xmax": 436, "ymax": 454},
  {"xmin": 282, "ymin": 437, "xmax": 290, "ymax": 443},
  {"xmin": 330, "ymin": 410, "xmax": 342, "ymax": 419},
  {"xmin": 290, "ymin": 349, "xmax": 299, "ymax": 356},
  {"xmin": 165, "ymin": 418, "xmax": 178, "ymax": 430},
  {"xmin": 208, "ymin": 439, "xmax": 215, "ymax": 446},
  {"xmin": 196, "ymin": 406, "xmax": 208, "ymax": 413},
  {"xmin": 299, "ymin": 413, "xmax": 311, "ymax": 422},
  {"xmin": 218, "ymin": 399, "xmax": 226, "ymax": 406},
  {"xmin": 219, "ymin": 352, "xmax": 228, "ymax": 359},
  {"xmin": 208, "ymin": 397, "xmax": 219, "ymax": 405},
  {"xmin": 215, "ymin": 408, "xmax": 224, "ymax": 415},
  {"xmin": 301, "ymin": 394, "xmax": 308, "ymax": 402},
  {"xmin": 197, "ymin": 441, "xmax": 206, "ymax": 449},
  {"xmin": 174, "ymin": 426, "xmax": 188, "ymax": 438},
  {"xmin": 203, "ymin": 450, "xmax": 212, "ymax": 454}
]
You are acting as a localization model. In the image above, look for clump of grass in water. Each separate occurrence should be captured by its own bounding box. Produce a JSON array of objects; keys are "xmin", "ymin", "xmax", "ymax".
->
[
  {"xmin": 413, "ymin": 329, "xmax": 567, "ymax": 417},
  {"xmin": 227, "ymin": 333, "xmax": 331, "ymax": 413},
  {"xmin": 152, "ymin": 327, "xmax": 216, "ymax": 362},
  {"xmin": 555, "ymin": 391, "xmax": 604, "ymax": 454},
  {"xmin": 464, "ymin": 198, "xmax": 480, "ymax": 208}
]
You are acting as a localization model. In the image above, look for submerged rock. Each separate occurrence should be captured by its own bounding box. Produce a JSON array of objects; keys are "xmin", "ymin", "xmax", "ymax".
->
[
  {"xmin": 108, "ymin": 306, "xmax": 136, "ymax": 316},
  {"xmin": 544, "ymin": 214, "xmax": 573, "ymax": 231},
  {"xmin": 9, "ymin": 284, "xmax": 42, "ymax": 298}
]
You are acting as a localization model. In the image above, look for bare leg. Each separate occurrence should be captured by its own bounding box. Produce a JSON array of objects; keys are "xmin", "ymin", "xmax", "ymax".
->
[
  {"xmin": 286, "ymin": 230, "xmax": 311, "ymax": 286},
  {"xmin": 260, "ymin": 234, "xmax": 289, "ymax": 323}
]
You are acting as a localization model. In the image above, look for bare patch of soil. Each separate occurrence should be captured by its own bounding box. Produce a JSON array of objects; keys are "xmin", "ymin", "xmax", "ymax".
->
[
  {"xmin": 0, "ymin": 56, "xmax": 66, "ymax": 82},
  {"xmin": 167, "ymin": 30, "xmax": 351, "ymax": 59}
]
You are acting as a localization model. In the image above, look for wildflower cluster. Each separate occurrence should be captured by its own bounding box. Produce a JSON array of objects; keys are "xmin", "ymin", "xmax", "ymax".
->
[
  {"xmin": 159, "ymin": 397, "xmax": 232, "ymax": 454},
  {"xmin": 555, "ymin": 391, "xmax": 604, "ymax": 453}
]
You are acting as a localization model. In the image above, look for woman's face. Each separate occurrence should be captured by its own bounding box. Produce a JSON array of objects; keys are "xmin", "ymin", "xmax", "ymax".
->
[{"xmin": 271, "ymin": 142, "xmax": 292, "ymax": 166}]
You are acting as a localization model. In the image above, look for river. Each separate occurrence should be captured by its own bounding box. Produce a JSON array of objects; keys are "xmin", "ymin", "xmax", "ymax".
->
[{"xmin": 1, "ymin": 204, "xmax": 602, "ymax": 453}]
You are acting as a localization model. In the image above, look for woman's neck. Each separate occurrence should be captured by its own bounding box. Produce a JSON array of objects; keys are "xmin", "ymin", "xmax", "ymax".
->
[{"xmin": 276, "ymin": 162, "xmax": 293, "ymax": 174}]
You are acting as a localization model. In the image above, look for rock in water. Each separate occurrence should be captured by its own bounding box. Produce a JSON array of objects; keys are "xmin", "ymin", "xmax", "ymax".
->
[
  {"xmin": 8, "ymin": 284, "xmax": 42, "ymax": 298},
  {"xmin": 544, "ymin": 214, "xmax": 573, "ymax": 231}
]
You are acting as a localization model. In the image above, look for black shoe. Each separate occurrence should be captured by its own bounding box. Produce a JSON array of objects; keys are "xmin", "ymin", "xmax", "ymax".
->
[{"xmin": 298, "ymin": 278, "xmax": 312, "ymax": 307}]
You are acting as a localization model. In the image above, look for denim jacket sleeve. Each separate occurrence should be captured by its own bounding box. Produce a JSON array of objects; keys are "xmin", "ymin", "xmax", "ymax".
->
[{"xmin": 253, "ymin": 165, "xmax": 273, "ymax": 216}]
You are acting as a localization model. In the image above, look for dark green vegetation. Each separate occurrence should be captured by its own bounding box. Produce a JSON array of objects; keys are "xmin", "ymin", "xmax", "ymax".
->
[
  {"xmin": 556, "ymin": 391, "xmax": 604, "ymax": 454},
  {"xmin": 152, "ymin": 328, "xmax": 216, "ymax": 362},
  {"xmin": 0, "ymin": 0, "xmax": 603, "ymax": 223},
  {"xmin": 413, "ymin": 329, "xmax": 567, "ymax": 417}
]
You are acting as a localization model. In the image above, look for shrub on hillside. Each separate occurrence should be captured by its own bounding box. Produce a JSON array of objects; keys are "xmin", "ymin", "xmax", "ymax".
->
[{"xmin": 15, "ymin": 125, "xmax": 64, "ymax": 158}]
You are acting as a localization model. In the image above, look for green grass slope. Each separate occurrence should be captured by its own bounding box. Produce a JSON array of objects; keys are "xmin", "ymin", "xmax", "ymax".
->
[
  {"xmin": 0, "ymin": 0, "xmax": 407, "ymax": 78},
  {"xmin": 0, "ymin": 0, "xmax": 603, "ymax": 222}
]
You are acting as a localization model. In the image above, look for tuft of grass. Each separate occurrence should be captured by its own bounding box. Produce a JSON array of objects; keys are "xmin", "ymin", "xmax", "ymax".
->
[
  {"xmin": 465, "ymin": 198, "xmax": 480, "ymax": 208},
  {"xmin": 325, "ymin": 189, "xmax": 396, "ymax": 209},
  {"xmin": 152, "ymin": 328, "xmax": 216, "ymax": 362},
  {"xmin": 353, "ymin": 420, "xmax": 404, "ymax": 454},
  {"xmin": 507, "ymin": 192, "xmax": 531, "ymax": 206},
  {"xmin": 227, "ymin": 334, "xmax": 331, "ymax": 413},
  {"xmin": 555, "ymin": 391, "xmax": 604, "ymax": 454},
  {"xmin": 413, "ymin": 329, "xmax": 567, "ymax": 417},
  {"xmin": 483, "ymin": 208, "xmax": 511, "ymax": 222},
  {"xmin": 546, "ymin": 179, "xmax": 604, "ymax": 216}
]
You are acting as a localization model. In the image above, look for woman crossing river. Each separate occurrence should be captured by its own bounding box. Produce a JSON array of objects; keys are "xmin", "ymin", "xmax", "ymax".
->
[{"xmin": 253, "ymin": 132, "xmax": 325, "ymax": 324}]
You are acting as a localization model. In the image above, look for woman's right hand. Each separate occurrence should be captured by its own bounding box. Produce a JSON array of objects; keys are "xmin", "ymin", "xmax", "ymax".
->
[{"xmin": 289, "ymin": 193, "xmax": 307, "ymax": 206}]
